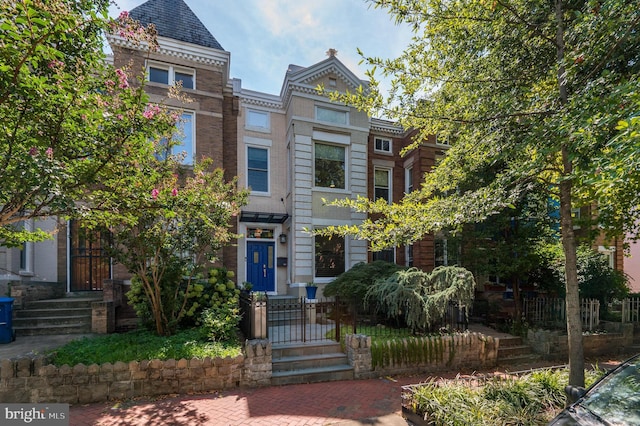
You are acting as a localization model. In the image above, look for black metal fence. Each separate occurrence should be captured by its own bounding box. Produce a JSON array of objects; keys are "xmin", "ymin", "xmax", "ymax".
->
[{"xmin": 239, "ymin": 293, "xmax": 469, "ymax": 344}]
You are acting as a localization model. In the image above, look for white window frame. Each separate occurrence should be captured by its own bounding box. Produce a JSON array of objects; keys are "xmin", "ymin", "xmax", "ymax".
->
[
  {"xmin": 246, "ymin": 109, "xmax": 270, "ymax": 132},
  {"xmin": 314, "ymin": 142, "xmax": 347, "ymax": 190},
  {"xmin": 246, "ymin": 145, "xmax": 270, "ymax": 195},
  {"xmin": 164, "ymin": 110, "xmax": 195, "ymax": 165},
  {"xmin": 313, "ymin": 230, "xmax": 346, "ymax": 282},
  {"xmin": 435, "ymin": 134, "xmax": 450, "ymax": 146},
  {"xmin": 19, "ymin": 219, "xmax": 34, "ymax": 276},
  {"xmin": 374, "ymin": 167, "xmax": 392, "ymax": 204},
  {"xmin": 598, "ymin": 246, "xmax": 616, "ymax": 269},
  {"xmin": 374, "ymin": 137, "xmax": 392, "ymax": 154},
  {"xmin": 147, "ymin": 61, "xmax": 195, "ymax": 90},
  {"xmin": 315, "ymin": 106, "xmax": 348, "ymax": 125},
  {"xmin": 405, "ymin": 166, "xmax": 414, "ymax": 194}
]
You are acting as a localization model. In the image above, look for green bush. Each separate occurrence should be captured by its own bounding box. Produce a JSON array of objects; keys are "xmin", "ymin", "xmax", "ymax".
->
[
  {"xmin": 406, "ymin": 368, "xmax": 604, "ymax": 425},
  {"xmin": 127, "ymin": 266, "xmax": 241, "ymax": 333},
  {"xmin": 323, "ymin": 260, "xmax": 405, "ymax": 301}
]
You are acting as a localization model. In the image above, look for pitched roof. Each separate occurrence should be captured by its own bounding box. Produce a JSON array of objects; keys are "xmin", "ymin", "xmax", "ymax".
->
[{"xmin": 129, "ymin": 0, "xmax": 224, "ymax": 51}]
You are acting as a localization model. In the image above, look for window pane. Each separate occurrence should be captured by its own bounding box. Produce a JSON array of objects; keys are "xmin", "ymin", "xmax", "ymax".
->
[
  {"xmin": 247, "ymin": 110, "xmax": 269, "ymax": 129},
  {"xmin": 173, "ymin": 112, "xmax": 194, "ymax": 165},
  {"xmin": 375, "ymin": 138, "xmax": 390, "ymax": 152},
  {"xmin": 315, "ymin": 143, "xmax": 345, "ymax": 188},
  {"xmin": 373, "ymin": 248, "xmax": 395, "ymax": 263},
  {"xmin": 374, "ymin": 169, "xmax": 390, "ymax": 202},
  {"xmin": 175, "ymin": 71, "xmax": 194, "ymax": 89},
  {"xmin": 248, "ymin": 147, "xmax": 268, "ymax": 192},
  {"xmin": 316, "ymin": 107, "xmax": 347, "ymax": 125},
  {"xmin": 315, "ymin": 234, "xmax": 345, "ymax": 278},
  {"xmin": 149, "ymin": 67, "xmax": 169, "ymax": 84}
]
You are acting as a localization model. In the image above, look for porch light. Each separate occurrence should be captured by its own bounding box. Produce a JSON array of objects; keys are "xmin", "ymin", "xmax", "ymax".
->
[{"xmin": 279, "ymin": 233, "xmax": 287, "ymax": 244}]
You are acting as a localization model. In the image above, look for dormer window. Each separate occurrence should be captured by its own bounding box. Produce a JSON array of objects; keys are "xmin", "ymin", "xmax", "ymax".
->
[{"xmin": 147, "ymin": 61, "xmax": 195, "ymax": 90}]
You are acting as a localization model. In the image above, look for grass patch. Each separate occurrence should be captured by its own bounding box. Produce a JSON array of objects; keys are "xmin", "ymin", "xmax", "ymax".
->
[
  {"xmin": 331, "ymin": 324, "xmax": 414, "ymax": 343},
  {"xmin": 48, "ymin": 328, "xmax": 242, "ymax": 366},
  {"xmin": 404, "ymin": 367, "xmax": 603, "ymax": 425}
]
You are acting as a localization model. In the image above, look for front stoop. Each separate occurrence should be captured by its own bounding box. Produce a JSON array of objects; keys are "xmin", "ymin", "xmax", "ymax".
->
[
  {"xmin": 497, "ymin": 335, "xmax": 539, "ymax": 364},
  {"xmin": 13, "ymin": 295, "xmax": 101, "ymax": 336},
  {"xmin": 271, "ymin": 341, "xmax": 354, "ymax": 386}
]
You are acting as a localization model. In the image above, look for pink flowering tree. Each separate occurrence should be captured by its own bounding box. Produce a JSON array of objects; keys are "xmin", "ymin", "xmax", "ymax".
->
[
  {"xmin": 0, "ymin": 0, "xmax": 171, "ymax": 246},
  {"xmin": 97, "ymin": 160, "xmax": 248, "ymax": 336}
]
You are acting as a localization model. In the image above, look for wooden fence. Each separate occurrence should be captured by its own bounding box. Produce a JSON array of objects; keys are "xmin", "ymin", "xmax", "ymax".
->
[
  {"xmin": 523, "ymin": 298, "xmax": 600, "ymax": 330},
  {"xmin": 622, "ymin": 297, "xmax": 640, "ymax": 324}
]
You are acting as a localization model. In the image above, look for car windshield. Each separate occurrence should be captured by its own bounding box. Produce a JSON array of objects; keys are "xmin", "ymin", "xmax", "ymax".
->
[{"xmin": 579, "ymin": 356, "xmax": 640, "ymax": 425}]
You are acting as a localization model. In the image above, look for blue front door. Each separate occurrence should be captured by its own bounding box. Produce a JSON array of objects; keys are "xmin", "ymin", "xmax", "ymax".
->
[{"xmin": 247, "ymin": 241, "xmax": 275, "ymax": 292}]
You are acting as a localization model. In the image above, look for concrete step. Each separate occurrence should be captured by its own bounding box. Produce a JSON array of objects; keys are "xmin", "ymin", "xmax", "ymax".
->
[
  {"xmin": 14, "ymin": 323, "xmax": 92, "ymax": 336},
  {"xmin": 13, "ymin": 315, "xmax": 91, "ymax": 327},
  {"xmin": 14, "ymin": 307, "xmax": 92, "ymax": 318},
  {"xmin": 13, "ymin": 297, "xmax": 98, "ymax": 336},
  {"xmin": 25, "ymin": 297, "xmax": 100, "ymax": 310},
  {"xmin": 498, "ymin": 344, "xmax": 534, "ymax": 359},
  {"xmin": 271, "ymin": 341, "xmax": 352, "ymax": 385},
  {"xmin": 272, "ymin": 341, "xmax": 343, "ymax": 358},
  {"xmin": 273, "ymin": 352, "xmax": 350, "ymax": 372},
  {"xmin": 271, "ymin": 364, "xmax": 354, "ymax": 386},
  {"xmin": 498, "ymin": 336, "xmax": 523, "ymax": 347}
]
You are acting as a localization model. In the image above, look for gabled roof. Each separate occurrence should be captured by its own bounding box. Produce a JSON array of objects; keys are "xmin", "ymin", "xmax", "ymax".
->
[
  {"xmin": 280, "ymin": 55, "xmax": 369, "ymax": 100},
  {"xmin": 129, "ymin": 0, "xmax": 224, "ymax": 51}
]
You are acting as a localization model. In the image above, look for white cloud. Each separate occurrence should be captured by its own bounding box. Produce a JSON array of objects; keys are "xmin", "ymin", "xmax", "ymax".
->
[{"xmin": 108, "ymin": 0, "xmax": 413, "ymax": 95}]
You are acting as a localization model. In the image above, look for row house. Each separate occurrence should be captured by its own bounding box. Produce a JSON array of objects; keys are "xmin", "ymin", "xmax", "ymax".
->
[{"xmin": 12, "ymin": 0, "xmax": 623, "ymax": 299}]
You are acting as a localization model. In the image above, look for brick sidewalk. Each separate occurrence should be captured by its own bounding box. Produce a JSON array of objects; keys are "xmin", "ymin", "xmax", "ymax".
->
[
  {"xmin": 69, "ymin": 376, "xmax": 415, "ymax": 426},
  {"xmin": 67, "ymin": 356, "xmax": 628, "ymax": 426}
]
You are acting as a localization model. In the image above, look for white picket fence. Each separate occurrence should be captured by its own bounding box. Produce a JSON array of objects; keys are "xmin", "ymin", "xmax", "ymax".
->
[
  {"xmin": 523, "ymin": 298, "xmax": 600, "ymax": 331},
  {"xmin": 622, "ymin": 297, "xmax": 640, "ymax": 324}
]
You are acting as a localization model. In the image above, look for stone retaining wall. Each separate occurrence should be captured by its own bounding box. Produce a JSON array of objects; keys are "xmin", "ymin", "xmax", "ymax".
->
[
  {"xmin": 0, "ymin": 340, "xmax": 271, "ymax": 404},
  {"xmin": 527, "ymin": 322, "xmax": 634, "ymax": 359},
  {"xmin": 345, "ymin": 332, "xmax": 499, "ymax": 379}
]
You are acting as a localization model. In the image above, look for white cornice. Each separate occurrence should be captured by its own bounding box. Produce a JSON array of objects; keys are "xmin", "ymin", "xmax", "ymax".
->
[
  {"xmin": 107, "ymin": 34, "xmax": 230, "ymax": 69},
  {"xmin": 370, "ymin": 118, "xmax": 406, "ymax": 136}
]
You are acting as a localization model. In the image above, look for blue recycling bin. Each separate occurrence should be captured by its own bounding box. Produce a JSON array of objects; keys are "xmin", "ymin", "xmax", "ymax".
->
[{"xmin": 0, "ymin": 297, "xmax": 15, "ymax": 344}]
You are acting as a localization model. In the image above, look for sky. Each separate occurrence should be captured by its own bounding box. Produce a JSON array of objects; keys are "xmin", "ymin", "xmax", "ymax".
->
[{"xmin": 108, "ymin": 0, "xmax": 413, "ymax": 95}]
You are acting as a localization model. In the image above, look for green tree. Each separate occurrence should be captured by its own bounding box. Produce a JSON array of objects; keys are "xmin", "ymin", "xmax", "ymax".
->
[
  {"xmin": 99, "ymin": 161, "xmax": 248, "ymax": 336},
  {"xmin": 320, "ymin": 0, "xmax": 639, "ymax": 387},
  {"xmin": 0, "ymin": 0, "xmax": 167, "ymax": 246}
]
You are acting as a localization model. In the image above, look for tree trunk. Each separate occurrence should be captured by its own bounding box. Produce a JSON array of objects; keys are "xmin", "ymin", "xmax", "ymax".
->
[
  {"xmin": 556, "ymin": 0, "xmax": 584, "ymax": 388},
  {"xmin": 560, "ymin": 176, "xmax": 585, "ymax": 387}
]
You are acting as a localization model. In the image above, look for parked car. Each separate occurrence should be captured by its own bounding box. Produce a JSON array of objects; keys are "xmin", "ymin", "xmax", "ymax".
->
[{"xmin": 548, "ymin": 353, "xmax": 640, "ymax": 425}]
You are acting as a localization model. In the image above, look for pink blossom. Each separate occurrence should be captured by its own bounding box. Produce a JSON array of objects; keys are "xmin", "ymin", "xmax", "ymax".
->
[
  {"xmin": 151, "ymin": 188, "xmax": 159, "ymax": 199},
  {"xmin": 45, "ymin": 147, "xmax": 53, "ymax": 158},
  {"xmin": 117, "ymin": 114, "xmax": 124, "ymax": 120},
  {"xmin": 47, "ymin": 59, "xmax": 64, "ymax": 69},
  {"xmin": 143, "ymin": 104, "xmax": 161, "ymax": 120},
  {"xmin": 171, "ymin": 188, "xmax": 178, "ymax": 197},
  {"xmin": 29, "ymin": 147, "xmax": 38, "ymax": 156},
  {"xmin": 118, "ymin": 11, "xmax": 129, "ymax": 20},
  {"xmin": 115, "ymin": 68, "xmax": 129, "ymax": 89}
]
